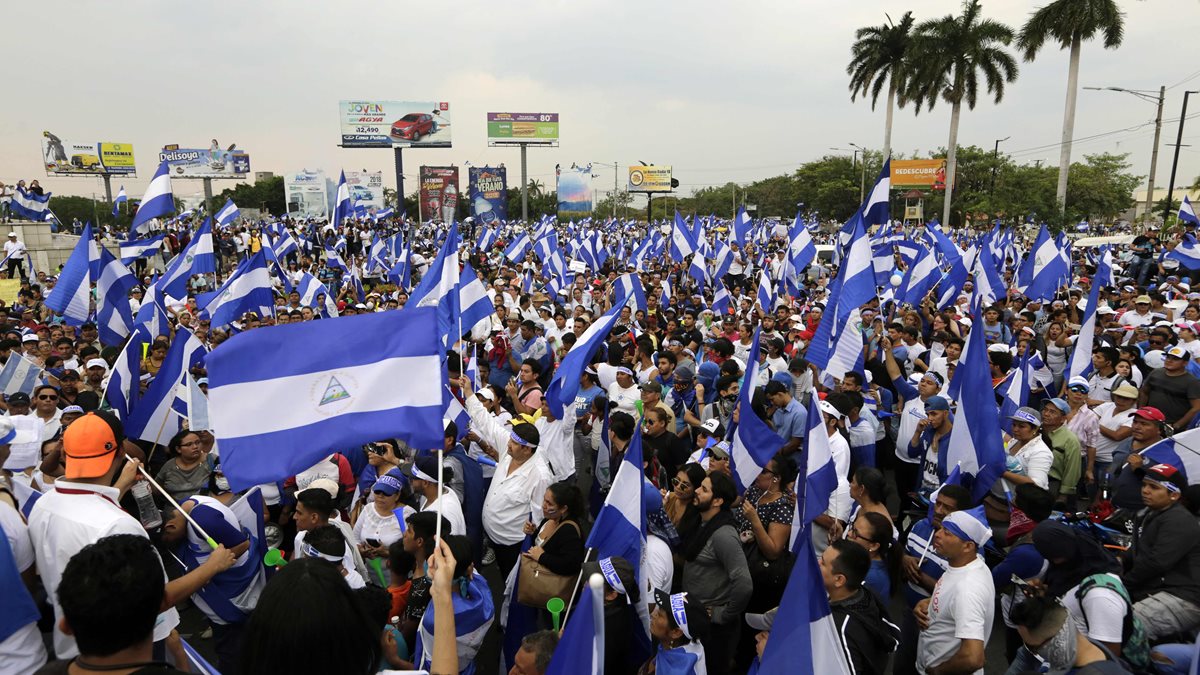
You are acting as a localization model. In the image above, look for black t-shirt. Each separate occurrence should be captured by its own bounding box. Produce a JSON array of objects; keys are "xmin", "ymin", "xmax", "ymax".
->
[
  {"xmin": 678, "ymin": 328, "xmax": 704, "ymax": 350},
  {"xmin": 1143, "ymin": 369, "xmax": 1200, "ymax": 423}
]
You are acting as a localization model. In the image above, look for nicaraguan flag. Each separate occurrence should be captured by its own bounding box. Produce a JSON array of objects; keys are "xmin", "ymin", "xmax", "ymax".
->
[
  {"xmin": 296, "ymin": 272, "xmax": 338, "ymax": 317},
  {"xmin": 131, "ymin": 160, "xmax": 175, "ymax": 234},
  {"xmin": 476, "ymin": 226, "xmax": 498, "ymax": 252},
  {"xmin": 669, "ymin": 210, "xmax": 699, "ymax": 262},
  {"xmin": 124, "ymin": 328, "xmax": 207, "ymax": 444},
  {"xmin": 10, "ymin": 186, "xmax": 52, "ymax": 221},
  {"xmin": 215, "ymin": 198, "xmax": 240, "ymax": 229},
  {"xmin": 861, "ymin": 159, "xmax": 891, "ymax": 229},
  {"xmin": 332, "ymin": 171, "xmax": 351, "ymax": 225},
  {"xmin": 414, "ymin": 572, "xmax": 494, "ymax": 673},
  {"xmin": 945, "ymin": 291, "xmax": 1006, "ymax": 501},
  {"xmin": 799, "ymin": 393, "xmax": 837, "ymax": 526},
  {"xmin": 198, "ymin": 250, "xmax": 275, "ymax": 328},
  {"xmin": 730, "ymin": 329, "xmax": 784, "ymax": 492},
  {"xmin": 1141, "ymin": 427, "xmax": 1200, "ymax": 483},
  {"xmin": 613, "ymin": 273, "xmax": 648, "ymax": 313},
  {"xmin": 1016, "ymin": 224, "xmax": 1067, "ymax": 302},
  {"xmin": 733, "ymin": 205, "xmax": 753, "ymax": 246},
  {"xmin": 458, "ymin": 260, "xmax": 494, "ymax": 340},
  {"xmin": 545, "ymin": 297, "xmax": 629, "ymax": 418},
  {"xmin": 272, "ymin": 229, "xmax": 299, "ymax": 260},
  {"xmin": 1066, "ymin": 246, "xmax": 1113, "ymax": 382},
  {"xmin": 112, "ymin": 185, "xmax": 128, "ymax": 216},
  {"xmin": 756, "ymin": 523, "xmax": 854, "ymax": 675},
  {"xmin": 997, "ymin": 348, "xmax": 1030, "ymax": 436},
  {"xmin": 44, "ymin": 227, "xmax": 93, "ymax": 325},
  {"xmin": 387, "ymin": 248, "xmax": 411, "ymax": 291},
  {"xmin": 504, "ymin": 231, "xmax": 532, "ymax": 264},
  {"xmin": 158, "ymin": 219, "xmax": 216, "ymax": 299},
  {"xmin": 896, "ymin": 245, "xmax": 938, "ymax": 306},
  {"xmin": 586, "ymin": 426, "xmax": 648, "ymax": 582},
  {"xmin": 545, "ymin": 574, "xmax": 605, "ymax": 675},
  {"xmin": 105, "ymin": 326, "xmax": 148, "ymax": 419},
  {"xmin": 409, "ymin": 223, "xmax": 461, "ymax": 344},
  {"xmin": 119, "ymin": 234, "xmax": 165, "ymax": 266},
  {"xmin": 0, "ymin": 353, "xmax": 42, "ymax": 396},
  {"xmin": 1166, "ymin": 233, "xmax": 1200, "ymax": 269},
  {"xmin": 374, "ymin": 206, "xmax": 394, "ymax": 221},
  {"xmin": 756, "ymin": 270, "xmax": 775, "ymax": 313},
  {"xmin": 135, "ymin": 275, "xmax": 171, "ymax": 338},
  {"xmin": 208, "ymin": 306, "xmax": 447, "ymax": 490},
  {"xmin": 788, "ymin": 210, "xmax": 817, "ymax": 274},
  {"xmin": 1180, "ymin": 196, "xmax": 1200, "ymax": 228},
  {"xmin": 95, "ymin": 246, "xmax": 138, "ymax": 347},
  {"xmin": 659, "ymin": 277, "xmax": 672, "ymax": 309},
  {"xmin": 712, "ymin": 278, "xmax": 731, "ymax": 316}
]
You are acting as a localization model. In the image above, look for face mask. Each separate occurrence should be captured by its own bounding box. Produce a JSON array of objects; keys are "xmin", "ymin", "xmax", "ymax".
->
[{"xmin": 722, "ymin": 393, "xmax": 739, "ymax": 403}]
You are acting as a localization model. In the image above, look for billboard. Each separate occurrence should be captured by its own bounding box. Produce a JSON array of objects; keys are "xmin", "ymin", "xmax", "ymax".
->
[
  {"xmin": 557, "ymin": 165, "xmax": 593, "ymax": 219},
  {"xmin": 346, "ymin": 171, "xmax": 385, "ymax": 213},
  {"xmin": 418, "ymin": 167, "xmax": 460, "ymax": 223},
  {"xmin": 627, "ymin": 165, "xmax": 672, "ymax": 193},
  {"xmin": 41, "ymin": 131, "xmax": 135, "ymax": 176},
  {"xmin": 284, "ymin": 170, "xmax": 329, "ymax": 219},
  {"xmin": 160, "ymin": 143, "xmax": 251, "ymax": 178},
  {"xmin": 339, "ymin": 100, "xmax": 452, "ymax": 148},
  {"xmin": 469, "ymin": 166, "xmax": 508, "ymax": 225},
  {"xmin": 486, "ymin": 112, "xmax": 559, "ymax": 146},
  {"xmin": 891, "ymin": 159, "xmax": 947, "ymax": 189}
]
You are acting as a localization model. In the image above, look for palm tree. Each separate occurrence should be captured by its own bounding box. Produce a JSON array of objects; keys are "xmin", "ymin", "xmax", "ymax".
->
[
  {"xmin": 847, "ymin": 11, "xmax": 916, "ymax": 161},
  {"xmin": 906, "ymin": 0, "xmax": 1018, "ymax": 229},
  {"xmin": 1019, "ymin": 0, "xmax": 1124, "ymax": 217}
]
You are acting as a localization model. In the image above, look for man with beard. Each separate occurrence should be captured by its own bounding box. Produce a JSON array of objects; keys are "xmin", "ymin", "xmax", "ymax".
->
[{"xmin": 681, "ymin": 471, "xmax": 751, "ymax": 675}]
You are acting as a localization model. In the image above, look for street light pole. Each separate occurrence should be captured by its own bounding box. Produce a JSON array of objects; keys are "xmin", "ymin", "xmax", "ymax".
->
[
  {"xmin": 1083, "ymin": 86, "xmax": 1166, "ymax": 222},
  {"xmin": 989, "ymin": 136, "xmax": 1010, "ymax": 198},
  {"xmin": 849, "ymin": 142, "xmax": 867, "ymax": 202},
  {"xmin": 1164, "ymin": 90, "xmax": 1198, "ymax": 223},
  {"xmin": 831, "ymin": 147, "xmax": 861, "ymax": 203}
]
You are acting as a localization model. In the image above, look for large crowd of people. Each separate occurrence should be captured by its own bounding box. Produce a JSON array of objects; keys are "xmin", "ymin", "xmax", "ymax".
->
[{"xmin": 2, "ymin": 207, "xmax": 1200, "ymax": 675}]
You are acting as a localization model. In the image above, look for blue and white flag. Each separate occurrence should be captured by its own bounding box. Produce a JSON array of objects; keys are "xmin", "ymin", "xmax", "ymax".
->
[
  {"xmin": 409, "ymin": 223, "xmax": 461, "ymax": 344},
  {"xmin": 105, "ymin": 326, "xmax": 148, "ymax": 419},
  {"xmin": 1180, "ymin": 196, "xmax": 1200, "ymax": 229},
  {"xmin": 756, "ymin": 270, "xmax": 775, "ymax": 313},
  {"xmin": 135, "ymin": 275, "xmax": 171, "ymax": 337},
  {"xmin": 712, "ymin": 278, "xmax": 731, "ymax": 316},
  {"xmin": 545, "ymin": 298, "xmax": 628, "ymax": 419},
  {"xmin": 788, "ymin": 210, "xmax": 817, "ymax": 274},
  {"xmin": 997, "ymin": 348, "xmax": 1030, "ymax": 436},
  {"xmin": 44, "ymin": 226, "xmax": 93, "ymax": 325},
  {"xmin": 505, "ymin": 231, "xmax": 532, "ymax": 264},
  {"xmin": 272, "ymin": 228, "xmax": 299, "ymax": 260},
  {"xmin": 730, "ymin": 329, "xmax": 784, "ymax": 492},
  {"xmin": 10, "ymin": 186, "xmax": 52, "ymax": 222},
  {"xmin": 586, "ymin": 427, "xmax": 647, "ymax": 581},
  {"xmin": 861, "ymin": 159, "xmax": 891, "ymax": 229},
  {"xmin": 387, "ymin": 248, "xmax": 411, "ymax": 291},
  {"xmin": 1141, "ymin": 427, "xmax": 1200, "ymax": 483},
  {"xmin": 945, "ymin": 293, "xmax": 1006, "ymax": 502},
  {"xmin": 414, "ymin": 572, "xmax": 494, "ymax": 674},
  {"xmin": 669, "ymin": 211, "xmax": 699, "ymax": 262},
  {"xmin": 119, "ymin": 234, "xmax": 165, "ymax": 266},
  {"xmin": 130, "ymin": 160, "xmax": 175, "ymax": 234},
  {"xmin": 545, "ymin": 574, "xmax": 605, "ymax": 675},
  {"xmin": 95, "ymin": 247, "xmax": 138, "ymax": 347},
  {"xmin": 112, "ymin": 185, "xmax": 128, "ymax": 216},
  {"xmin": 124, "ymin": 328, "xmax": 207, "ymax": 444},
  {"xmin": 1166, "ymin": 234, "xmax": 1200, "ymax": 269},
  {"xmin": 476, "ymin": 226, "xmax": 499, "ymax": 252},
  {"xmin": 296, "ymin": 272, "xmax": 338, "ymax": 317},
  {"xmin": 1067, "ymin": 246, "xmax": 1113, "ymax": 383},
  {"xmin": 756, "ymin": 524, "xmax": 854, "ymax": 675},
  {"xmin": 214, "ymin": 198, "xmax": 240, "ymax": 229},
  {"xmin": 0, "ymin": 353, "xmax": 42, "ymax": 396},
  {"xmin": 1016, "ymin": 224, "xmax": 1067, "ymax": 303},
  {"xmin": 806, "ymin": 210, "xmax": 874, "ymax": 382},
  {"xmin": 198, "ymin": 250, "xmax": 275, "ymax": 329},
  {"xmin": 158, "ymin": 219, "xmax": 216, "ymax": 299},
  {"xmin": 799, "ymin": 394, "xmax": 838, "ymax": 526},
  {"xmin": 208, "ymin": 306, "xmax": 446, "ymax": 490},
  {"xmin": 613, "ymin": 273, "xmax": 648, "ymax": 313},
  {"xmin": 332, "ymin": 171, "xmax": 351, "ymax": 226},
  {"xmin": 458, "ymin": 261, "xmax": 494, "ymax": 340},
  {"xmin": 733, "ymin": 206, "xmax": 753, "ymax": 246},
  {"xmin": 896, "ymin": 245, "xmax": 939, "ymax": 307}
]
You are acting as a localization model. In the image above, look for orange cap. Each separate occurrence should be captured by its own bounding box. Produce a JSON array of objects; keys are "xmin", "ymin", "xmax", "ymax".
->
[{"xmin": 63, "ymin": 412, "xmax": 121, "ymax": 480}]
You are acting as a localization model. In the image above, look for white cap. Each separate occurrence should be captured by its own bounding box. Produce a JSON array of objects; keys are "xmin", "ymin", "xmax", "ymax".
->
[{"xmin": 85, "ymin": 358, "xmax": 108, "ymax": 371}]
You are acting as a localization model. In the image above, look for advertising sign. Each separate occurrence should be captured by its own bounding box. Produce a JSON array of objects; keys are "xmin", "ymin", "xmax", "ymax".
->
[
  {"xmin": 557, "ymin": 165, "xmax": 593, "ymax": 219},
  {"xmin": 890, "ymin": 159, "xmax": 947, "ymax": 189},
  {"xmin": 160, "ymin": 143, "xmax": 250, "ymax": 178},
  {"xmin": 486, "ymin": 112, "xmax": 559, "ymax": 146},
  {"xmin": 346, "ymin": 171, "xmax": 385, "ymax": 212},
  {"xmin": 419, "ymin": 167, "xmax": 460, "ymax": 223},
  {"xmin": 41, "ymin": 131, "xmax": 135, "ymax": 176},
  {"xmin": 284, "ymin": 170, "xmax": 329, "ymax": 218},
  {"xmin": 469, "ymin": 166, "xmax": 508, "ymax": 225},
  {"xmin": 339, "ymin": 100, "xmax": 452, "ymax": 148},
  {"xmin": 627, "ymin": 165, "xmax": 672, "ymax": 193}
]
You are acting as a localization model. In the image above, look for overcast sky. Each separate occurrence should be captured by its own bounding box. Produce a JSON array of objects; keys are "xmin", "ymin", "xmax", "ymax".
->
[{"xmin": 4, "ymin": 0, "xmax": 1199, "ymax": 205}]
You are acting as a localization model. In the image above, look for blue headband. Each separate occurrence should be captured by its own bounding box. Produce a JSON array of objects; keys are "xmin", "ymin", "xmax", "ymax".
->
[
  {"xmin": 509, "ymin": 430, "xmax": 537, "ymax": 448},
  {"xmin": 669, "ymin": 593, "xmax": 691, "ymax": 639},
  {"xmin": 598, "ymin": 557, "xmax": 630, "ymax": 604}
]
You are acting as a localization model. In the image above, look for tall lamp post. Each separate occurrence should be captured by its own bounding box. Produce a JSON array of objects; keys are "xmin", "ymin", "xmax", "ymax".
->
[
  {"xmin": 1164, "ymin": 90, "xmax": 1199, "ymax": 223},
  {"xmin": 1083, "ymin": 85, "xmax": 1165, "ymax": 222},
  {"xmin": 831, "ymin": 146, "xmax": 862, "ymax": 204},
  {"xmin": 849, "ymin": 142, "xmax": 867, "ymax": 203}
]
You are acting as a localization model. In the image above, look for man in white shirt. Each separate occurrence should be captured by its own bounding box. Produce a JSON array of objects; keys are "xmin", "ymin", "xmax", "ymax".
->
[
  {"xmin": 1119, "ymin": 295, "xmax": 1155, "ymax": 329},
  {"xmin": 26, "ymin": 411, "xmax": 235, "ymax": 659},
  {"xmin": 0, "ymin": 432, "xmax": 46, "ymax": 672},
  {"xmin": 406, "ymin": 456, "xmax": 466, "ymax": 536},
  {"xmin": 915, "ymin": 506, "xmax": 995, "ymax": 675},
  {"xmin": 4, "ymin": 233, "xmax": 26, "ymax": 279}
]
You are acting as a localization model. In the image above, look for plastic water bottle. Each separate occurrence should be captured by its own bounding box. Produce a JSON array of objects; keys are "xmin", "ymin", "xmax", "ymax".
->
[{"xmin": 130, "ymin": 481, "xmax": 162, "ymax": 529}]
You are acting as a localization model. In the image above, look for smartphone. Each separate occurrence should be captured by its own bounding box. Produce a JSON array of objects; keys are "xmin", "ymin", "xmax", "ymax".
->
[
  {"xmin": 366, "ymin": 538, "xmax": 381, "ymax": 548},
  {"xmin": 367, "ymin": 443, "xmax": 384, "ymax": 456}
]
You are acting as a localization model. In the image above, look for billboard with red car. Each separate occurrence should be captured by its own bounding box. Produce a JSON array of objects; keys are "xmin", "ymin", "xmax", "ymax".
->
[{"xmin": 338, "ymin": 100, "xmax": 452, "ymax": 148}]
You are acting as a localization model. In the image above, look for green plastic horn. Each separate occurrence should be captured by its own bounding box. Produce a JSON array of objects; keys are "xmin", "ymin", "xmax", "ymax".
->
[
  {"xmin": 546, "ymin": 596, "xmax": 566, "ymax": 631},
  {"xmin": 264, "ymin": 549, "xmax": 287, "ymax": 567}
]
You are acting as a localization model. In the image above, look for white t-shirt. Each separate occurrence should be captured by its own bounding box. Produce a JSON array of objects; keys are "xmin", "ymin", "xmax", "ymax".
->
[
  {"xmin": 1093, "ymin": 403, "xmax": 1135, "ymax": 464},
  {"xmin": 0, "ymin": 500, "xmax": 46, "ymax": 672},
  {"xmin": 607, "ymin": 381, "xmax": 640, "ymax": 416},
  {"xmin": 1062, "ymin": 575, "xmax": 1127, "ymax": 644},
  {"xmin": 643, "ymin": 534, "xmax": 674, "ymax": 600},
  {"xmin": 917, "ymin": 557, "xmax": 994, "ymax": 675},
  {"xmin": 354, "ymin": 503, "xmax": 415, "ymax": 548},
  {"xmin": 420, "ymin": 488, "xmax": 466, "ymax": 536}
]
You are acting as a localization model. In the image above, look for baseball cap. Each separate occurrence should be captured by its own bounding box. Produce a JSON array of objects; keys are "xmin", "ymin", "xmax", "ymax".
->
[
  {"xmin": 85, "ymin": 358, "xmax": 108, "ymax": 371},
  {"xmin": 1111, "ymin": 382, "xmax": 1140, "ymax": 399},
  {"xmin": 709, "ymin": 441, "xmax": 731, "ymax": 460},
  {"xmin": 1008, "ymin": 406, "xmax": 1042, "ymax": 427},
  {"xmin": 699, "ymin": 418, "xmax": 721, "ymax": 435},
  {"xmin": 1066, "ymin": 376, "xmax": 1090, "ymax": 393},
  {"xmin": 20, "ymin": 334, "xmax": 38, "ymax": 344},
  {"xmin": 372, "ymin": 469, "xmax": 407, "ymax": 496},
  {"xmin": 403, "ymin": 456, "xmax": 442, "ymax": 483},
  {"xmin": 6, "ymin": 392, "xmax": 29, "ymax": 406},
  {"xmin": 1044, "ymin": 398, "xmax": 1070, "ymax": 415},
  {"xmin": 1140, "ymin": 463, "xmax": 1185, "ymax": 493},
  {"xmin": 62, "ymin": 411, "xmax": 123, "ymax": 480},
  {"xmin": 1166, "ymin": 345, "xmax": 1191, "ymax": 360},
  {"xmin": 1135, "ymin": 295, "xmax": 1152, "ymax": 304},
  {"xmin": 652, "ymin": 589, "xmax": 711, "ymax": 641},
  {"xmin": 745, "ymin": 607, "xmax": 778, "ymax": 631},
  {"xmin": 941, "ymin": 505, "xmax": 992, "ymax": 546},
  {"xmin": 638, "ymin": 381, "xmax": 663, "ymax": 394},
  {"xmin": 924, "ymin": 396, "xmax": 950, "ymax": 412},
  {"xmin": 674, "ymin": 366, "xmax": 696, "ymax": 383},
  {"xmin": 1132, "ymin": 406, "xmax": 1166, "ymax": 422},
  {"xmin": 306, "ymin": 478, "xmax": 340, "ymax": 500},
  {"xmin": 1096, "ymin": 305, "xmax": 1116, "ymax": 315}
]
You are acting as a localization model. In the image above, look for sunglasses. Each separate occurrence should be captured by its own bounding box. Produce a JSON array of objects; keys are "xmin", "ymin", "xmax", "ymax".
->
[
  {"xmin": 37, "ymin": 395, "xmax": 57, "ymax": 401},
  {"xmin": 670, "ymin": 477, "xmax": 693, "ymax": 490}
]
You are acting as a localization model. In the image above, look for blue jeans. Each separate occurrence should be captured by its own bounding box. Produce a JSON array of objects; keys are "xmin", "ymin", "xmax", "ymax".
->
[{"xmin": 1151, "ymin": 643, "xmax": 1195, "ymax": 675}]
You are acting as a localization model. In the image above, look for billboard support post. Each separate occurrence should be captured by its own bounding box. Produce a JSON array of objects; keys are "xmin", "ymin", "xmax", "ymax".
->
[
  {"xmin": 393, "ymin": 146, "xmax": 405, "ymax": 221},
  {"xmin": 646, "ymin": 194, "xmax": 652, "ymax": 223},
  {"xmin": 101, "ymin": 175, "xmax": 113, "ymax": 206},
  {"xmin": 521, "ymin": 143, "xmax": 528, "ymax": 222},
  {"xmin": 203, "ymin": 178, "xmax": 214, "ymax": 221}
]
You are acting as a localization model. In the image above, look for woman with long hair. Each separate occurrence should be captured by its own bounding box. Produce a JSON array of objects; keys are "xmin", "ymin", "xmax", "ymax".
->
[
  {"xmin": 848, "ymin": 510, "xmax": 896, "ymax": 601},
  {"xmin": 521, "ymin": 481, "xmax": 586, "ymax": 578}
]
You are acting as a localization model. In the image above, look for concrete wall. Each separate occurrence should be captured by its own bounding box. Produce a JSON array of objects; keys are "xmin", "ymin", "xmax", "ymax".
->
[{"xmin": 7, "ymin": 220, "xmax": 80, "ymax": 274}]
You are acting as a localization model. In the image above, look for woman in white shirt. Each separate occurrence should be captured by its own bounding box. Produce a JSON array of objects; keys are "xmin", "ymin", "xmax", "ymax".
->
[
  {"xmin": 986, "ymin": 406, "xmax": 1054, "ymax": 521},
  {"xmin": 352, "ymin": 470, "xmax": 414, "ymax": 560},
  {"xmin": 1092, "ymin": 383, "xmax": 1138, "ymax": 481}
]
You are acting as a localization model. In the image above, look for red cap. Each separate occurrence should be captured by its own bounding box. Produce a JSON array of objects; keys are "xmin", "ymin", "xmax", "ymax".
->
[{"xmin": 1132, "ymin": 407, "xmax": 1166, "ymax": 422}]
